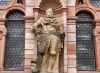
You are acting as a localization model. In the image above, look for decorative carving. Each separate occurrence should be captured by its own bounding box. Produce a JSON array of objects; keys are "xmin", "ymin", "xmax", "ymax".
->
[
  {"xmin": 39, "ymin": 0, "xmax": 62, "ymax": 13},
  {"xmin": 31, "ymin": 8, "xmax": 65, "ymax": 73}
]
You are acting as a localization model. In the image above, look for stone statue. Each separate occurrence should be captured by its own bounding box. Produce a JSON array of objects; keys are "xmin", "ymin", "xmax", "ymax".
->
[{"xmin": 31, "ymin": 8, "xmax": 65, "ymax": 73}]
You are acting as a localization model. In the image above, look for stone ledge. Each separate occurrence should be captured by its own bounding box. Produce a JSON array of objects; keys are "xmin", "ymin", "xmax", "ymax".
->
[
  {"xmin": 0, "ymin": 71, "xmax": 24, "ymax": 73},
  {"xmin": 78, "ymin": 71, "xmax": 100, "ymax": 73}
]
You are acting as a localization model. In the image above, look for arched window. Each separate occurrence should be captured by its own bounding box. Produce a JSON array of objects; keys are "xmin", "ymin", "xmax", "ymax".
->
[
  {"xmin": 76, "ymin": 12, "xmax": 96, "ymax": 70},
  {"xmin": 5, "ymin": 11, "xmax": 25, "ymax": 70}
]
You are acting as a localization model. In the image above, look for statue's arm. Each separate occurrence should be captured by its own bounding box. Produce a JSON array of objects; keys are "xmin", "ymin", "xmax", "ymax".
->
[
  {"xmin": 57, "ymin": 19, "xmax": 64, "ymax": 33},
  {"xmin": 31, "ymin": 17, "xmax": 43, "ymax": 34},
  {"xmin": 60, "ymin": 24, "xmax": 64, "ymax": 33},
  {"xmin": 59, "ymin": 24, "xmax": 65, "ymax": 39}
]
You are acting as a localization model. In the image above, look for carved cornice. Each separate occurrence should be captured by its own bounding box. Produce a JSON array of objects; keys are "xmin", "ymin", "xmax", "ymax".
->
[
  {"xmin": 24, "ymin": 16, "xmax": 34, "ymax": 20},
  {"xmin": 67, "ymin": 17, "xmax": 77, "ymax": 24},
  {"xmin": 0, "ymin": 18, "xmax": 7, "ymax": 25},
  {"xmin": 95, "ymin": 22, "xmax": 100, "ymax": 26},
  {"xmin": 0, "ymin": 18, "xmax": 6, "ymax": 22},
  {"xmin": 24, "ymin": 16, "xmax": 34, "ymax": 23},
  {"xmin": 67, "ymin": 16, "xmax": 77, "ymax": 20}
]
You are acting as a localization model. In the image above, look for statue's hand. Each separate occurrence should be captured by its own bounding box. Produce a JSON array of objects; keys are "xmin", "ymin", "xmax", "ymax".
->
[
  {"xmin": 61, "ymin": 32, "xmax": 65, "ymax": 39},
  {"xmin": 32, "ymin": 26, "xmax": 37, "ymax": 34}
]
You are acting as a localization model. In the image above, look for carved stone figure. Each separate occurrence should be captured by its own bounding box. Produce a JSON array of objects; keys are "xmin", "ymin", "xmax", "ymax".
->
[
  {"xmin": 31, "ymin": 8, "xmax": 65, "ymax": 73},
  {"xmin": 31, "ymin": 59, "xmax": 39, "ymax": 73}
]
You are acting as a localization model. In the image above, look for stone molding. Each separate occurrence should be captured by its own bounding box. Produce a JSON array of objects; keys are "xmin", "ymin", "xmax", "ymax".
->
[{"xmin": 24, "ymin": 16, "xmax": 34, "ymax": 23}]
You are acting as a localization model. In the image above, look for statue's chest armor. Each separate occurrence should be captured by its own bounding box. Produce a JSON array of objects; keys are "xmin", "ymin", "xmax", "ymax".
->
[
  {"xmin": 42, "ymin": 17, "xmax": 57, "ymax": 33},
  {"xmin": 43, "ymin": 25, "xmax": 55, "ymax": 33}
]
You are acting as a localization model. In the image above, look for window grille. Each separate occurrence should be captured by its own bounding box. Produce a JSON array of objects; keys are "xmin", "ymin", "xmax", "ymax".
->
[
  {"xmin": 5, "ymin": 11, "xmax": 25, "ymax": 70},
  {"xmin": 0, "ymin": 0, "xmax": 11, "ymax": 5},
  {"xmin": 90, "ymin": 0, "xmax": 100, "ymax": 7},
  {"xmin": 76, "ymin": 12, "xmax": 96, "ymax": 70}
]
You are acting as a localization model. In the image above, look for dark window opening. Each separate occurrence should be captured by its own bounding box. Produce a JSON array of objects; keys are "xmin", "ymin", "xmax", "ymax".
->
[
  {"xmin": 76, "ymin": 12, "xmax": 96, "ymax": 71},
  {"xmin": 5, "ymin": 11, "xmax": 25, "ymax": 70},
  {"xmin": 0, "ymin": 0, "xmax": 11, "ymax": 5},
  {"xmin": 90, "ymin": 0, "xmax": 100, "ymax": 8}
]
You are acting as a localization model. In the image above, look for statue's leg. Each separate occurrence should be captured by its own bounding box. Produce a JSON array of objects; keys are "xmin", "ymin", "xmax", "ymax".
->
[
  {"xmin": 40, "ymin": 53, "xmax": 49, "ymax": 73},
  {"xmin": 49, "ymin": 35, "xmax": 59, "ymax": 55},
  {"xmin": 47, "ymin": 55, "xmax": 56, "ymax": 73},
  {"xmin": 47, "ymin": 35, "xmax": 60, "ymax": 73}
]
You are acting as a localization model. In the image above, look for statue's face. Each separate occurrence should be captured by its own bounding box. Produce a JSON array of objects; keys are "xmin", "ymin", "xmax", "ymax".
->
[{"xmin": 46, "ymin": 8, "xmax": 54, "ymax": 17}]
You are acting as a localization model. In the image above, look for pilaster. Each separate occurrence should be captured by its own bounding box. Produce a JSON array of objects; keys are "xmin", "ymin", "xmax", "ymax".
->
[
  {"xmin": 24, "ymin": 0, "xmax": 35, "ymax": 73},
  {"xmin": 94, "ymin": 22, "xmax": 100, "ymax": 71},
  {"xmin": 0, "ymin": 19, "xmax": 7, "ymax": 70},
  {"xmin": 67, "ymin": 17, "xmax": 77, "ymax": 73}
]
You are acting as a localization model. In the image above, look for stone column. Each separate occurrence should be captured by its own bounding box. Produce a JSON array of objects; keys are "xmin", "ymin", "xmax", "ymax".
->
[
  {"xmin": 62, "ymin": 11, "xmax": 68, "ymax": 73},
  {"xmin": 67, "ymin": 0, "xmax": 77, "ymax": 72},
  {"xmin": 67, "ymin": 17, "xmax": 77, "ymax": 73},
  {"xmin": 0, "ymin": 19, "xmax": 7, "ymax": 70},
  {"xmin": 24, "ymin": 0, "xmax": 36, "ymax": 73},
  {"xmin": 94, "ymin": 23, "xmax": 100, "ymax": 71}
]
